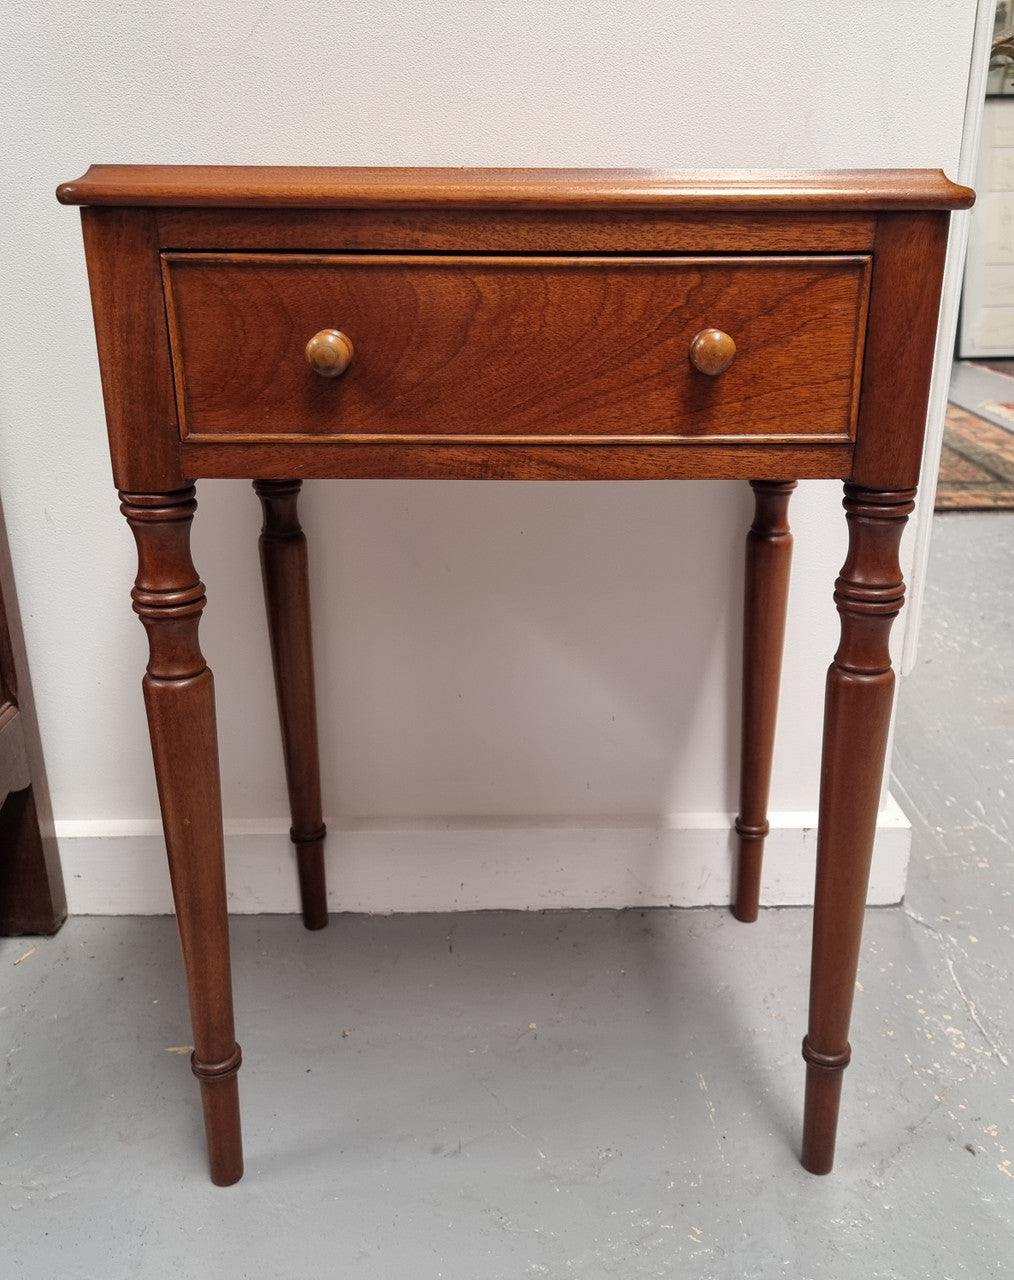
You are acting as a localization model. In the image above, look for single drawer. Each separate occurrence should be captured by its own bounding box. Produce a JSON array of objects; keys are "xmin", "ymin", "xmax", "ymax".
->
[{"xmin": 163, "ymin": 253, "xmax": 870, "ymax": 445}]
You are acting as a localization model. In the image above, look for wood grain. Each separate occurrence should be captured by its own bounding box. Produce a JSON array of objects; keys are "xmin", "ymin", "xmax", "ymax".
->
[
  {"xmin": 60, "ymin": 166, "xmax": 972, "ymax": 1185},
  {"xmin": 179, "ymin": 437, "xmax": 855, "ymax": 482},
  {"xmin": 254, "ymin": 481, "xmax": 328, "ymax": 931},
  {"xmin": 851, "ymin": 212, "xmax": 953, "ymax": 489},
  {"xmin": 57, "ymin": 166, "xmax": 974, "ymax": 211},
  {"xmin": 121, "ymin": 487, "xmax": 243, "ymax": 1185},
  {"xmin": 154, "ymin": 209, "xmax": 880, "ymax": 255},
  {"xmin": 734, "ymin": 479, "xmax": 796, "ymax": 923},
  {"xmin": 163, "ymin": 253, "xmax": 870, "ymax": 446},
  {"xmin": 801, "ymin": 484, "xmax": 916, "ymax": 1174},
  {"xmin": 80, "ymin": 208, "xmax": 184, "ymax": 492}
]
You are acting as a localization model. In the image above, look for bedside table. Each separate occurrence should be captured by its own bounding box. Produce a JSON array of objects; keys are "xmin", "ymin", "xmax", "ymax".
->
[{"xmin": 57, "ymin": 166, "xmax": 973, "ymax": 1184}]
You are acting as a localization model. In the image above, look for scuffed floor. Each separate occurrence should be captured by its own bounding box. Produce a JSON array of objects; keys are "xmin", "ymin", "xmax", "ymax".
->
[{"xmin": 1, "ymin": 513, "xmax": 1011, "ymax": 1279}]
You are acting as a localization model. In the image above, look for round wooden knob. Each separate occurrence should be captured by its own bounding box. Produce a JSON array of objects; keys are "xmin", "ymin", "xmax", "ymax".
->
[
  {"xmin": 305, "ymin": 329, "xmax": 354, "ymax": 377},
  {"xmin": 689, "ymin": 328, "xmax": 736, "ymax": 376}
]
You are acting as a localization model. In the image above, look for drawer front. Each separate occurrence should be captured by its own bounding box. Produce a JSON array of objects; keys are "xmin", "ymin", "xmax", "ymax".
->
[{"xmin": 163, "ymin": 253, "xmax": 870, "ymax": 445}]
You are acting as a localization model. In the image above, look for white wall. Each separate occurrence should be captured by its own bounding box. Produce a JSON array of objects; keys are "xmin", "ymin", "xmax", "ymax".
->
[{"xmin": 0, "ymin": 2, "xmax": 981, "ymax": 913}]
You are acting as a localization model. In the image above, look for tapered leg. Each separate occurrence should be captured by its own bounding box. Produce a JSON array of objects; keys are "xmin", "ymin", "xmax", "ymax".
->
[
  {"xmin": 254, "ymin": 480, "xmax": 328, "ymax": 930},
  {"xmin": 121, "ymin": 487, "xmax": 243, "ymax": 1186},
  {"xmin": 734, "ymin": 479, "xmax": 796, "ymax": 921},
  {"xmin": 801, "ymin": 484, "xmax": 916, "ymax": 1174}
]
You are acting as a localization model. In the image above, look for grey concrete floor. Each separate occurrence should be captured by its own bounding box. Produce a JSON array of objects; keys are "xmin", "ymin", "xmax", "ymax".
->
[{"xmin": 2, "ymin": 513, "xmax": 1012, "ymax": 1279}]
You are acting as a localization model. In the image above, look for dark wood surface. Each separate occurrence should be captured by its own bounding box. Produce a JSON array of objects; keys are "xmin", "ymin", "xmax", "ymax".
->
[
  {"xmin": 0, "ymin": 492, "xmax": 66, "ymax": 936},
  {"xmin": 152, "ymin": 208, "xmax": 881, "ymax": 255},
  {"xmin": 254, "ymin": 481, "xmax": 328, "ymax": 931},
  {"xmin": 164, "ymin": 253, "xmax": 869, "ymax": 446},
  {"xmin": 120, "ymin": 487, "xmax": 243, "ymax": 1185},
  {"xmin": 57, "ymin": 165, "xmax": 973, "ymax": 210},
  {"xmin": 852, "ymin": 212, "xmax": 954, "ymax": 489},
  {"xmin": 802, "ymin": 484, "xmax": 917, "ymax": 1172},
  {"xmin": 179, "ymin": 436, "xmax": 856, "ymax": 483},
  {"xmin": 80, "ymin": 208, "xmax": 185, "ymax": 493},
  {"xmin": 62, "ymin": 166, "xmax": 971, "ymax": 1185},
  {"xmin": 734, "ymin": 479, "xmax": 796, "ymax": 923}
]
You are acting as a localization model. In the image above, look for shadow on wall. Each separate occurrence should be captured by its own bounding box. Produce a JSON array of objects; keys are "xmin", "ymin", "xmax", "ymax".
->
[{"xmin": 193, "ymin": 478, "xmax": 753, "ymax": 824}]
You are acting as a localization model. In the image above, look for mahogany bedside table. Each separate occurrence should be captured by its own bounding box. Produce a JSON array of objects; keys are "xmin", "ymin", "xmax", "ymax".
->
[{"xmin": 57, "ymin": 166, "xmax": 973, "ymax": 1185}]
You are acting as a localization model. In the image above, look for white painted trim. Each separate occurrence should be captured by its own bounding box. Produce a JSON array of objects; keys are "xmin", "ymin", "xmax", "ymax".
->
[{"xmin": 57, "ymin": 799, "xmax": 911, "ymax": 915}]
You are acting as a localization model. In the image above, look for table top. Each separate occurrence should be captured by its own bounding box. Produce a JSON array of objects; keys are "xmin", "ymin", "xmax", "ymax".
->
[
  {"xmin": 57, "ymin": 166, "xmax": 974, "ymax": 211},
  {"xmin": 64, "ymin": 165, "xmax": 971, "ymax": 491}
]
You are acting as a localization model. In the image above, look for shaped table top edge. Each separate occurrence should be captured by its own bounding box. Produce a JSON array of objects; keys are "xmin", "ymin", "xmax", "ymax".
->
[{"xmin": 56, "ymin": 166, "xmax": 974, "ymax": 213}]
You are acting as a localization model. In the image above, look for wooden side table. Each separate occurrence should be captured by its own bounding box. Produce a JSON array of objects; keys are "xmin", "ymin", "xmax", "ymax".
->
[{"xmin": 57, "ymin": 166, "xmax": 972, "ymax": 1184}]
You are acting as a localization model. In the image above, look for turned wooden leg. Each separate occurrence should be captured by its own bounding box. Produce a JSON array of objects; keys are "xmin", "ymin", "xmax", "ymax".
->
[
  {"xmin": 254, "ymin": 480, "xmax": 328, "ymax": 930},
  {"xmin": 800, "ymin": 484, "xmax": 916, "ymax": 1174},
  {"xmin": 733, "ymin": 479, "xmax": 796, "ymax": 922},
  {"xmin": 121, "ymin": 487, "xmax": 243, "ymax": 1186}
]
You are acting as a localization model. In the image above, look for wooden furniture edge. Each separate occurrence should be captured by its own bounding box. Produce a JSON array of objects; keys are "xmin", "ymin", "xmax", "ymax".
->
[
  {"xmin": 57, "ymin": 166, "xmax": 974, "ymax": 211},
  {"xmin": 0, "ymin": 492, "xmax": 67, "ymax": 935}
]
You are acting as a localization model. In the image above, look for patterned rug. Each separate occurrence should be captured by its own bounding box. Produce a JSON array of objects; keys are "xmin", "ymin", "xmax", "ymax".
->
[{"xmin": 936, "ymin": 404, "xmax": 1014, "ymax": 511}]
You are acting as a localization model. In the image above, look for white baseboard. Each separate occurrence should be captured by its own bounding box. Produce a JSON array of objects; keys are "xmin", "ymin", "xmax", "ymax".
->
[{"xmin": 56, "ymin": 798, "xmax": 911, "ymax": 915}]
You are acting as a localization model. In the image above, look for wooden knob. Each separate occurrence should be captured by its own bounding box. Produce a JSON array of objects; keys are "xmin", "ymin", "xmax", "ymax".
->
[
  {"xmin": 689, "ymin": 328, "xmax": 736, "ymax": 376},
  {"xmin": 305, "ymin": 330, "xmax": 354, "ymax": 377}
]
